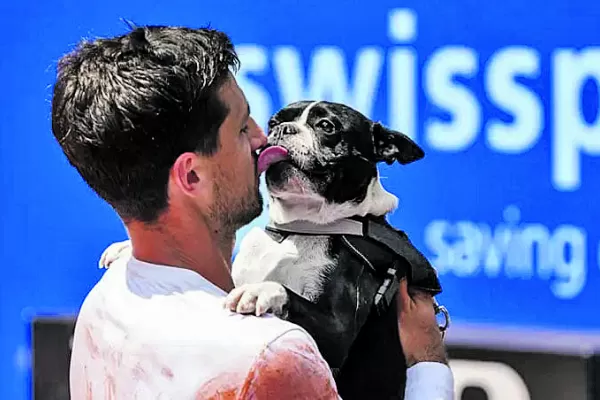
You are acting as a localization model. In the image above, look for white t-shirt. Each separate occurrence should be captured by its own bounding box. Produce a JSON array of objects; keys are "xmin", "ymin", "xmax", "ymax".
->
[{"xmin": 70, "ymin": 255, "xmax": 453, "ymax": 399}]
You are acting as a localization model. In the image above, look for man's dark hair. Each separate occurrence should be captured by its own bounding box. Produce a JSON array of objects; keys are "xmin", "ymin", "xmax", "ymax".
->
[{"xmin": 51, "ymin": 26, "xmax": 239, "ymax": 223}]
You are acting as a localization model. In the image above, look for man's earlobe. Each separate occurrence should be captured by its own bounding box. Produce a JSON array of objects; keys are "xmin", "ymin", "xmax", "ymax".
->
[{"xmin": 372, "ymin": 122, "xmax": 424, "ymax": 165}]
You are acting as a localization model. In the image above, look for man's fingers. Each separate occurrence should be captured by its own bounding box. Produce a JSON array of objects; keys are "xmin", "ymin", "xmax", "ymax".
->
[
  {"xmin": 411, "ymin": 289, "xmax": 434, "ymax": 305},
  {"xmin": 397, "ymin": 278, "xmax": 413, "ymax": 311},
  {"xmin": 399, "ymin": 282, "xmax": 439, "ymax": 324},
  {"xmin": 413, "ymin": 291, "xmax": 438, "ymax": 323}
]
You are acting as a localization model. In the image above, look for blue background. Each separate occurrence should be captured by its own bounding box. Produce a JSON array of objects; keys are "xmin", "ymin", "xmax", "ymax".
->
[{"xmin": 1, "ymin": 0, "xmax": 599, "ymax": 398}]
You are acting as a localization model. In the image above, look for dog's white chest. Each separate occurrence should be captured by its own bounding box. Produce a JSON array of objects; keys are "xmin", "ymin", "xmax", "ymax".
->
[{"xmin": 232, "ymin": 227, "xmax": 335, "ymax": 301}]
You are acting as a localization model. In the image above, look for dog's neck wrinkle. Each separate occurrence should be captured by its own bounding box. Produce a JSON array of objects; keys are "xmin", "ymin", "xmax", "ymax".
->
[{"xmin": 268, "ymin": 179, "xmax": 399, "ymax": 225}]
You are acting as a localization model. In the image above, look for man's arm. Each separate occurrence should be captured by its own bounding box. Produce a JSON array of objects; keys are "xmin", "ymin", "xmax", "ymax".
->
[{"xmin": 238, "ymin": 329, "xmax": 341, "ymax": 399}]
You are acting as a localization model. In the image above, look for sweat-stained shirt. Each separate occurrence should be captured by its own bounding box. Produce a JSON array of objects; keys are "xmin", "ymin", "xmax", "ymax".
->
[{"xmin": 69, "ymin": 255, "xmax": 454, "ymax": 399}]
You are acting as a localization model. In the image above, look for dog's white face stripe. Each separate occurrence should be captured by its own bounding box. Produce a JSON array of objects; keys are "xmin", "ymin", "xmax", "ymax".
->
[
  {"xmin": 277, "ymin": 101, "xmax": 322, "ymax": 170},
  {"xmin": 288, "ymin": 101, "xmax": 338, "ymax": 168},
  {"xmin": 298, "ymin": 101, "xmax": 320, "ymax": 125}
]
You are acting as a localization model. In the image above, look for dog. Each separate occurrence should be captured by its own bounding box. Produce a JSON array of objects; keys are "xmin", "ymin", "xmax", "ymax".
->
[
  {"xmin": 100, "ymin": 100, "xmax": 447, "ymax": 399},
  {"xmin": 226, "ymin": 101, "xmax": 447, "ymax": 399}
]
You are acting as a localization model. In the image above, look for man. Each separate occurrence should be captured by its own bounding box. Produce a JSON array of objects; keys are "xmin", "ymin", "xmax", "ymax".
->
[{"xmin": 51, "ymin": 25, "xmax": 454, "ymax": 399}]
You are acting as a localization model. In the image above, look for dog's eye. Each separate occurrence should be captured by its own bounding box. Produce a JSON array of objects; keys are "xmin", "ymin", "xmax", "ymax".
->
[
  {"xmin": 316, "ymin": 119, "xmax": 335, "ymax": 134},
  {"xmin": 267, "ymin": 119, "xmax": 279, "ymax": 129}
]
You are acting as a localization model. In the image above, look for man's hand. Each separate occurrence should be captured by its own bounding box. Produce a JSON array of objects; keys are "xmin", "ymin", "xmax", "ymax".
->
[{"xmin": 396, "ymin": 279, "xmax": 448, "ymax": 367}]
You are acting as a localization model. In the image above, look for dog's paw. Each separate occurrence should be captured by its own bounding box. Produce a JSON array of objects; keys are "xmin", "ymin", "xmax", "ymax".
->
[
  {"xmin": 223, "ymin": 282, "xmax": 289, "ymax": 318},
  {"xmin": 99, "ymin": 240, "xmax": 132, "ymax": 269}
]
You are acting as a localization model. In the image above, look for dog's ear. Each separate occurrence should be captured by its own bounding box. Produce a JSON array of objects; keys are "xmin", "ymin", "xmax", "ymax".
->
[{"xmin": 372, "ymin": 122, "xmax": 424, "ymax": 165}]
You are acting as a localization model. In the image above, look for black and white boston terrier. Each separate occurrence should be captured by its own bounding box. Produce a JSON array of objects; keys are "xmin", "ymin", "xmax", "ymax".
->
[{"xmin": 227, "ymin": 101, "xmax": 448, "ymax": 400}]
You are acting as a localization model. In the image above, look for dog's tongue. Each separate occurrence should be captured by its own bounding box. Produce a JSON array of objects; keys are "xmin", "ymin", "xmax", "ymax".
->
[{"xmin": 257, "ymin": 146, "xmax": 289, "ymax": 173}]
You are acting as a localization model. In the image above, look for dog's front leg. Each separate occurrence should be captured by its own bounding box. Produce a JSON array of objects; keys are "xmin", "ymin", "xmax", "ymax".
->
[
  {"xmin": 223, "ymin": 282, "xmax": 290, "ymax": 317},
  {"xmin": 99, "ymin": 240, "xmax": 132, "ymax": 268}
]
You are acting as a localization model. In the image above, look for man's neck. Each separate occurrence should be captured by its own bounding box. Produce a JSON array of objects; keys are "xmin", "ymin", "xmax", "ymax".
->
[{"xmin": 126, "ymin": 211, "xmax": 235, "ymax": 293}]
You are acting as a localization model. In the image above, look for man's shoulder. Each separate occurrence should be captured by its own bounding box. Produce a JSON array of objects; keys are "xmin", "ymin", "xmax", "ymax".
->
[
  {"xmin": 203, "ymin": 312, "xmax": 315, "ymax": 354},
  {"xmin": 78, "ymin": 277, "xmax": 312, "ymax": 353}
]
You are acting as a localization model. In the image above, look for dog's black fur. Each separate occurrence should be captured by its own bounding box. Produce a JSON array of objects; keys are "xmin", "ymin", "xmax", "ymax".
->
[{"xmin": 232, "ymin": 101, "xmax": 444, "ymax": 399}]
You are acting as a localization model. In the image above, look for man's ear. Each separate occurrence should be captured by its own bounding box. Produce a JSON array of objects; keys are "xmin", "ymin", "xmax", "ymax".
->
[
  {"xmin": 171, "ymin": 152, "xmax": 204, "ymax": 195},
  {"xmin": 372, "ymin": 122, "xmax": 424, "ymax": 165}
]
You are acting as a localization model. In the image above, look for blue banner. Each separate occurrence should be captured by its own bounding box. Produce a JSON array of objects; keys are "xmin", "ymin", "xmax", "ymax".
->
[{"xmin": 2, "ymin": 0, "xmax": 599, "ymax": 398}]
